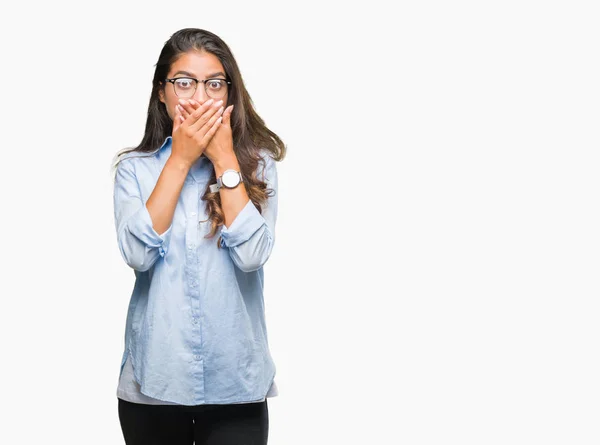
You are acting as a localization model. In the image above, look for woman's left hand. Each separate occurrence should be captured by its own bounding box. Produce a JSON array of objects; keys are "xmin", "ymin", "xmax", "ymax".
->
[{"xmin": 178, "ymin": 100, "xmax": 235, "ymax": 164}]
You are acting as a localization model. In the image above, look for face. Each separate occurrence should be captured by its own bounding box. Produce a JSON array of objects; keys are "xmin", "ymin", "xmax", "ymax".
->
[{"xmin": 158, "ymin": 50, "xmax": 229, "ymax": 121}]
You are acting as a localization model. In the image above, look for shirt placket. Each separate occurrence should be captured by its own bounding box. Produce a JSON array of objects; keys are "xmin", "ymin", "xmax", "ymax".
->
[{"xmin": 183, "ymin": 177, "xmax": 206, "ymax": 402}]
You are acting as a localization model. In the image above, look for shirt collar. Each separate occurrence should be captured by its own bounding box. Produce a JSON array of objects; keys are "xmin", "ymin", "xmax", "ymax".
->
[
  {"xmin": 156, "ymin": 136, "xmax": 172, "ymax": 162},
  {"xmin": 160, "ymin": 136, "xmax": 172, "ymax": 151}
]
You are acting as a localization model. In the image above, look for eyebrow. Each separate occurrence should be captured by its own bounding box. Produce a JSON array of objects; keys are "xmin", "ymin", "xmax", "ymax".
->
[{"xmin": 172, "ymin": 70, "xmax": 226, "ymax": 79}]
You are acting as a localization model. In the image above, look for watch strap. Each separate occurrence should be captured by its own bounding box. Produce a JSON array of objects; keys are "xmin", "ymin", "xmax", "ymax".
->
[
  {"xmin": 210, "ymin": 170, "xmax": 242, "ymax": 193},
  {"xmin": 209, "ymin": 180, "xmax": 221, "ymax": 193}
]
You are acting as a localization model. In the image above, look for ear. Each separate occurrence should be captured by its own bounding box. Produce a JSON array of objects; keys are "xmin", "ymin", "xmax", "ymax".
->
[{"xmin": 158, "ymin": 82, "xmax": 165, "ymax": 104}]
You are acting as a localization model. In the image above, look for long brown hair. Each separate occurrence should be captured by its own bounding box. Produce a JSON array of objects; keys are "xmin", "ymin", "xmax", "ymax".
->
[{"xmin": 113, "ymin": 28, "xmax": 286, "ymax": 247}]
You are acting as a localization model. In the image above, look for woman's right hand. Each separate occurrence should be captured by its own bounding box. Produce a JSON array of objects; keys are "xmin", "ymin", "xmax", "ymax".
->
[{"xmin": 170, "ymin": 98, "xmax": 225, "ymax": 168}]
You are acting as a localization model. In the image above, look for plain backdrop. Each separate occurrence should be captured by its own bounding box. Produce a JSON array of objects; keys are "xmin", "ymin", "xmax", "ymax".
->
[{"xmin": 0, "ymin": 1, "xmax": 599, "ymax": 444}]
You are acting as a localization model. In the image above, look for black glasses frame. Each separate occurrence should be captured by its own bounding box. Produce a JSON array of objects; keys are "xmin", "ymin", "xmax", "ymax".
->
[{"xmin": 164, "ymin": 77, "xmax": 232, "ymax": 98}]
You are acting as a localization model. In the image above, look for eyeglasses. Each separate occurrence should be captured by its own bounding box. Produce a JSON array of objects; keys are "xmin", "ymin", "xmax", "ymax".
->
[{"xmin": 164, "ymin": 77, "xmax": 231, "ymax": 99}]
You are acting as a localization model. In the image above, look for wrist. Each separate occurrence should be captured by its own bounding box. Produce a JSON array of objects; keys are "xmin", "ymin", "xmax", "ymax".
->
[
  {"xmin": 213, "ymin": 154, "xmax": 240, "ymax": 177},
  {"xmin": 166, "ymin": 154, "xmax": 193, "ymax": 173}
]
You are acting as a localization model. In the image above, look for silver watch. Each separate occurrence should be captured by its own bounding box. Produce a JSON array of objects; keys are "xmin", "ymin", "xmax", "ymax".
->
[{"xmin": 210, "ymin": 169, "xmax": 243, "ymax": 193}]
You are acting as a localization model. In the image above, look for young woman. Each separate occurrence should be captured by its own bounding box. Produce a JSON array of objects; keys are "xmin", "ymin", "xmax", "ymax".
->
[{"xmin": 111, "ymin": 28, "xmax": 285, "ymax": 445}]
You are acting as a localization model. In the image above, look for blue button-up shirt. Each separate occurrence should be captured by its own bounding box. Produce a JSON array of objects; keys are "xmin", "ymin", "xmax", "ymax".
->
[{"xmin": 112, "ymin": 136, "xmax": 278, "ymax": 405}]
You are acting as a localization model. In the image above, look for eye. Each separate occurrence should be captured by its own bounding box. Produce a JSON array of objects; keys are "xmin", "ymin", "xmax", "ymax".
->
[
  {"xmin": 175, "ymin": 78, "xmax": 194, "ymax": 90},
  {"xmin": 206, "ymin": 79, "xmax": 224, "ymax": 91}
]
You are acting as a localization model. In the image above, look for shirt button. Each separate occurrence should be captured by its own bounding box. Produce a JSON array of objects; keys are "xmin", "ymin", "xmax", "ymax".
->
[
  {"xmin": 191, "ymin": 212, "xmax": 196, "ymax": 216},
  {"xmin": 192, "ymin": 317, "xmax": 198, "ymax": 324},
  {"xmin": 194, "ymin": 354, "xmax": 201, "ymax": 360}
]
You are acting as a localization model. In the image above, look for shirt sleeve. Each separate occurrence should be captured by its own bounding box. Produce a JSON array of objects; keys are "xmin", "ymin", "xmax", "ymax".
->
[
  {"xmin": 113, "ymin": 158, "xmax": 173, "ymax": 272},
  {"xmin": 219, "ymin": 152, "xmax": 278, "ymax": 272}
]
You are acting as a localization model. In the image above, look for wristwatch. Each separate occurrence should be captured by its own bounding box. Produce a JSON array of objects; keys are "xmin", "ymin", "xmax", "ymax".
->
[{"xmin": 210, "ymin": 169, "xmax": 243, "ymax": 193}]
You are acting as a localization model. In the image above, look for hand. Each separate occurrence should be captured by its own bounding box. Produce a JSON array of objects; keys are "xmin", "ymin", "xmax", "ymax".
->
[
  {"xmin": 170, "ymin": 98, "xmax": 224, "ymax": 168},
  {"xmin": 178, "ymin": 100, "xmax": 235, "ymax": 165}
]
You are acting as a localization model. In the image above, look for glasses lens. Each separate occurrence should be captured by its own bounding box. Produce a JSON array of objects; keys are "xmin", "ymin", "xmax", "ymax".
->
[
  {"xmin": 205, "ymin": 79, "xmax": 228, "ymax": 99},
  {"xmin": 174, "ymin": 78, "xmax": 196, "ymax": 98}
]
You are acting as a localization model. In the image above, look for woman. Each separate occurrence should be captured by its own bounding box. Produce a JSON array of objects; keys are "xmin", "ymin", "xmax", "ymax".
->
[{"xmin": 111, "ymin": 28, "xmax": 285, "ymax": 445}]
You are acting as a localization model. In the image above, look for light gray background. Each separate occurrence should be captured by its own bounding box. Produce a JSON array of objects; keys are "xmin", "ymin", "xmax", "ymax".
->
[{"xmin": 0, "ymin": 1, "xmax": 598, "ymax": 444}]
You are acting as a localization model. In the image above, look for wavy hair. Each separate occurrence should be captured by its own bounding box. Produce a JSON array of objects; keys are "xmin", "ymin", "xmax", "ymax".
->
[{"xmin": 112, "ymin": 28, "xmax": 286, "ymax": 247}]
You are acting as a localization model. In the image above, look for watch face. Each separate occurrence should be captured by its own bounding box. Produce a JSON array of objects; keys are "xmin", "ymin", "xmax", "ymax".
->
[{"xmin": 222, "ymin": 170, "xmax": 240, "ymax": 188}]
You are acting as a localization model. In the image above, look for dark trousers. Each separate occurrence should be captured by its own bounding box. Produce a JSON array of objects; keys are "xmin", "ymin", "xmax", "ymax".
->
[{"xmin": 118, "ymin": 397, "xmax": 269, "ymax": 445}]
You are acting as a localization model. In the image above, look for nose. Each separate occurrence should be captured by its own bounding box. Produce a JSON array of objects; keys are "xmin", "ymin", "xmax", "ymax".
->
[{"xmin": 191, "ymin": 85, "xmax": 209, "ymax": 104}]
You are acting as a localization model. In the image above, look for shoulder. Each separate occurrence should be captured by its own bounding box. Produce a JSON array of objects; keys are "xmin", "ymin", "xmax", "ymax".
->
[
  {"xmin": 112, "ymin": 151, "xmax": 161, "ymax": 190},
  {"xmin": 118, "ymin": 149, "xmax": 160, "ymax": 164},
  {"xmin": 113, "ymin": 137, "xmax": 171, "ymax": 172},
  {"xmin": 258, "ymin": 147, "xmax": 278, "ymax": 162},
  {"xmin": 254, "ymin": 149, "xmax": 278, "ymax": 190},
  {"xmin": 114, "ymin": 149, "xmax": 160, "ymax": 174},
  {"xmin": 256, "ymin": 149, "xmax": 276, "ymax": 174}
]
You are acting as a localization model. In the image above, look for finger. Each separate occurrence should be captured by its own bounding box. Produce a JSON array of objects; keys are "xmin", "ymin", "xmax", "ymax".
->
[
  {"xmin": 223, "ymin": 105, "xmax": 234, "ymax": 126},
  {"xmin": 187, "ymin": 99, "xmax": 201, "ymax": 110},
  {"xmin": 176, "ymin": 103, "xmax": 190, "ymax": 120},
  {"xmin": 185, "ymin": 98, "xmax": 216, "ymax": 131},
  {"xmin": 200, "ymin": 115, "xmax": 223, "ymax": 146},
  {"xmin": 172, "ymin": 104, "xmax": 183, "ymax": 133},
  {"xmin": 194, "ymin": 108, "xmax": 224, "ymax": 144},
  {"xmin": 189, "ymin": 101, "xmax": 224, "ymax": 134},
  {"xmin": 178, "ymin": 99, "xmax": 194, "ymax": 118},
  {"xmin": 184, "ymin": 100, "xmax": 203, "ymax": 121}
]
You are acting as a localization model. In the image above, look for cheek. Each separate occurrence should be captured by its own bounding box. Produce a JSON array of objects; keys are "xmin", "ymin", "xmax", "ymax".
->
[
  {"xmin": 165, "ymin": 103, "xmax": 175, "ymax": 119},
  {"xmin": 162, "ymin": 100, "xmax": 176, "ymax": 120},
  {"xmin": 160, "ymin": 89, "xmax": 176, "ymax": 120}
]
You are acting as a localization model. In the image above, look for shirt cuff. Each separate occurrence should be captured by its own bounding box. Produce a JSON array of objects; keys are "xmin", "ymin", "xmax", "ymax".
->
[
  {"xmin": 129, "ymin": 203, "xmax": 172, "ymax": 257},
  {"xmin": 220, "ymin": 199, "xmax": 265, "ymax": 248}
]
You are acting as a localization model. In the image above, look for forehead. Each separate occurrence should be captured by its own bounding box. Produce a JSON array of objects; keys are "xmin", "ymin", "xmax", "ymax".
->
[{"xmin": 168, "ymin": 50, "xmax": 225, "ymax": 78}]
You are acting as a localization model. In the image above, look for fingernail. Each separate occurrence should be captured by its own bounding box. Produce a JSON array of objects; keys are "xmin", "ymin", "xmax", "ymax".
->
[
  {"xmin": 216, "ymin": 100, "xmax": 223, "ymax": 106},
  {"xmin": 206, "ymin": 99, "xmax": 214, "ymax": 105},
  {"xmin": 178, "ymin": 99, "xmax": 186, "ymax": 105},
  {"xmin": 189, "ymin": 100, "xmax": 196, "ymax": 105}
]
